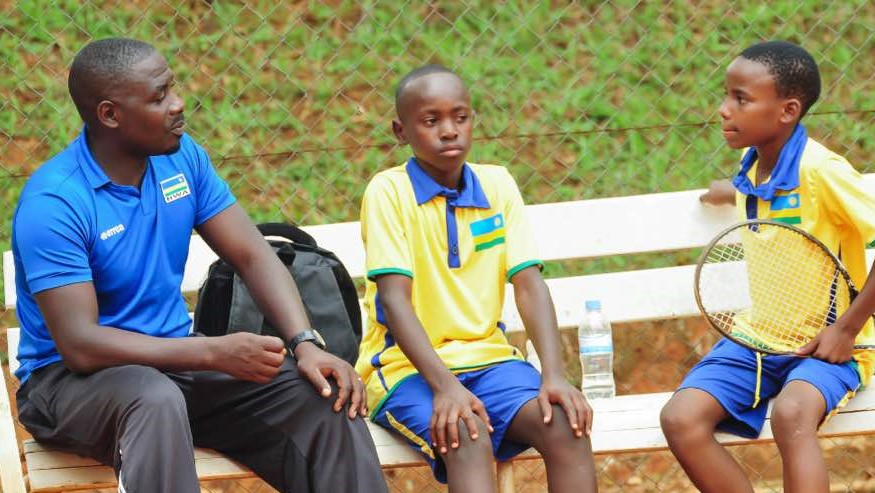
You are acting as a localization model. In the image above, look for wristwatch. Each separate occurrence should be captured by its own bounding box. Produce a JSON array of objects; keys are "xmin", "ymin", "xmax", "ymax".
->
[{"xmin": 288, "ymin": 329, "xmax": 327, "ymax": 354}]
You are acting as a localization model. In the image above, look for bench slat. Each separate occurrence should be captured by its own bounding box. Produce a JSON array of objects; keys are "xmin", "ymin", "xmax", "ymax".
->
[
  {"xmin": 19, "ymin": 387, "xmax": 875, "ymax": 490},
  {"xmin": 26, "ymin": 456, "xmax": 253, "ymax": 492}
]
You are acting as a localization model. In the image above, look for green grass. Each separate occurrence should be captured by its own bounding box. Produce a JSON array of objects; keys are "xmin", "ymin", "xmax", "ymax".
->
[{"xmin": 2, "ymin": 0, "xmax": 875, "ymax": 321}]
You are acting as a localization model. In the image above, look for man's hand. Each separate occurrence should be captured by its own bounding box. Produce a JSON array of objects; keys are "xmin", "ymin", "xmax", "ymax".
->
[
  {"xmin": 430, "ymin": 381, "xmax": 493, "ymax": 454},
  {"xmin": 796, "ymin": 323, "xmax": 857, "ymax": 363},
  {"xmin": 208, "ymin": 332, "xmax": 287, "ymax": 384},
  {"xmin": 294, "ymin": 342, "xmax": 367, "ymax": 419},
  {"xmin": 538, "ymin": 376, "xmax": 593, "ymax": 438},
  {"xmin": 699, "ymin": 179, "xmax": 736, "ymax": 206}
]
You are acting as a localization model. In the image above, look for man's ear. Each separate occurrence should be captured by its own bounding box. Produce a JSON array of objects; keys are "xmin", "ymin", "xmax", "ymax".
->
[
  {"xmin": 780, "ymin": 98, "xmax": 802, "ymax": 124},
  {"xmin": 96, "ymin": 100, "xmax": 120, "ymax": 129},
  {"xmin": 391, "ymin": 119, "xmax": 407, "ymax": 144}
]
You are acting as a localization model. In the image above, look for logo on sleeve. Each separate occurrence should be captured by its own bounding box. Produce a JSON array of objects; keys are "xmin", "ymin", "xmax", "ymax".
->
[{"xmin": 160, "ymin": 173, "xmax": 191, "ymax": 204}]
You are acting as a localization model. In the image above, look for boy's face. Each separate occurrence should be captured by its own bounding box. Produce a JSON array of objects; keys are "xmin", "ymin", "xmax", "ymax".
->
[
  {"xmin": 393, "ymin": 73, "xmax": 473, "ymax": 178},
  {"xmin": 718, "ymin": 57, "xmax": 796, "ymax": 150},
  {"xmin": 100, "ymin": 51, "xmax": 186, "ymax": 156}
]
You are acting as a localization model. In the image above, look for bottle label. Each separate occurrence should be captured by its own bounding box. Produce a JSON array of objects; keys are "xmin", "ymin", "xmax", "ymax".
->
[
  {"xmin": 579, "ymin": 334, "xmax": 613, "ymax": 354},
  {"xmin": 581, "ymin": 345, "xmax": 613, "ymax": 354}
]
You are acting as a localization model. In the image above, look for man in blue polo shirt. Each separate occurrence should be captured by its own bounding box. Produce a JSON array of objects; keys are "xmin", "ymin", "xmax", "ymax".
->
[{"xmin": 11, "ymin": 38, "xmax": 388, "ymax": 493}]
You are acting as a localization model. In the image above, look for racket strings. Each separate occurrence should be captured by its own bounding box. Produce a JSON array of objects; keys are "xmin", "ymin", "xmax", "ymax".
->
[{"xmin": 699, "ymin": 224, "xmax": 851, "ymax": 353}]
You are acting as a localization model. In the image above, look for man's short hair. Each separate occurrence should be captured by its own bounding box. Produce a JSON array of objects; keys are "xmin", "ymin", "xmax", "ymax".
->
[
  {"xmin": 740, "ymin": 41, "xmax": 821, "ymax": 117},
  {"xmin": 394, "ymin": 64, "xmax": 462, "ymax": 115},
  {"xmin": 68, "ymin": 38, "xmax": 156, "ymax": 124}
]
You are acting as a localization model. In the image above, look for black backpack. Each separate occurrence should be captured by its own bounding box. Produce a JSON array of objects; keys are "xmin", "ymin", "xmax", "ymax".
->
[{"xmin": 193, "ymin": 222, "xmax": 362, "ymax": 365}]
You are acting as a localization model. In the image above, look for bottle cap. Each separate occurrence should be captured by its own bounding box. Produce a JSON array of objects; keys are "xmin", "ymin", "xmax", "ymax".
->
[{"xmin": 585, "ymin": 299, "xmax": 601, "ymax": 311}]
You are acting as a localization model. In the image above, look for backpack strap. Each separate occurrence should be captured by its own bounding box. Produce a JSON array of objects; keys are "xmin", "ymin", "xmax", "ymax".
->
[
  {"xmin": 227, "ymin": 274, "xmax": 266, "ymax": 335},
  {"xmin": 258, "ymin": 222, "xmax": 317, "ymax": 247}
]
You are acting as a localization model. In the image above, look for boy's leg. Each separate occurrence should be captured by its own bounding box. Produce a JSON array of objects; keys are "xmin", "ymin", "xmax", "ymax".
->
[
  {"xmin": 504, "ymin": 399, "xmax": 596, "ymax": 493},
  {"xmin": 771, "ymin": 358, "xmax": 859, "ymax": 493},
  {"xmin": 770, "ymin": 381, "xmax": 828, "ymax": 493},
  {"xmin": 461, "ymin": 360, "xmax": 597, "ymax": 493},
  {"xmin": 660, "ymin": 339, "xmax": 792, "ymax": 493},
  {"xmin": 187, "ymin": 356, "xmax": 388, "ymax": 493},
  {"xmin": 372, "ymin": 373, "xmax": 495, "ymax": 493},
  {"xmin": 16, "ymin": 362, "xmax": 199, "ymax": 492},
  {"xmin": 660, "ymin": 388, "xmax": 752, "ymax": 493},
  {"xmin": 443, "ymin": 417, "xmax": 497, "ymax": 493}
]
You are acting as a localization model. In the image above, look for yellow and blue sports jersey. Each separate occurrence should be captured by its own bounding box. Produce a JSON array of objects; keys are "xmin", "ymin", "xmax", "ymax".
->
[
  {"xmin": 734, "ymin": 137, "xmax": 875, "ymax": 383},
  {"xmin": 356, "ymin": 158, "xmax": 543, "ymax": 414}
]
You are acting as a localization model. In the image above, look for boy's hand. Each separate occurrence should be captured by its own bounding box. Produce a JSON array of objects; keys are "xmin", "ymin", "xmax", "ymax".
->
[
  {"xmin": 538, "ymin": 376, "xmax": 593, "ymax": 438},
  {"xmin": 699, "ymin": 179, "xmax": 736, "ymax": 206},
  {"xmin": 796, "ymin": 323, "xmax": 857, "ymax": 363},
  {"xmin": 294, "ymin": 342, "xmax": 368, "ymax": 419},
  {"xmin": 430, "ymin": 381, "xmax": 493, "ymax": 454}
]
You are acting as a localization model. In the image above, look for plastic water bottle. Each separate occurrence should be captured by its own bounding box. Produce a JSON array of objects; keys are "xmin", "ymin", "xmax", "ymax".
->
[{"xmin": 578, "ymin": 299, "xmax": 616, "ymax": 399}]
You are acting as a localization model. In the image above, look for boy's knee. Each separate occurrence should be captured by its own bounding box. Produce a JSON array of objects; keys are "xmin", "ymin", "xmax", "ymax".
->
[
  {"xmin": 770, "ymin": 396, "xmax": 818, "ymax": 440},
  {"xmin": 659, "ymin": 399, "xmax": 689, "ymax": 435},
  {"xmin": 660, "ymin": 396, "xmax": 709, "ymax": 441},
  {"xmin": 449, "ymin": 417, "xmax": 492, "ymax": 453}
]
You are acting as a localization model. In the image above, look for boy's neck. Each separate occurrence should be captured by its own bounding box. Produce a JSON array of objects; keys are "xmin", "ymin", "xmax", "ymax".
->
[{"xmin": 753, "ymin": 123, "xmax": 799, "ymax": 185}]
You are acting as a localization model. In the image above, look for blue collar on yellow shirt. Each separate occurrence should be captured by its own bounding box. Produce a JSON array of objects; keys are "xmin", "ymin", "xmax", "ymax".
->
[
  {"xmin": 406, "ymin": 157, "xmax": 490, "ymax": 268},
  {"xmin": 406, "ymin": 157, "xmax": 491, "ymax": 208}
]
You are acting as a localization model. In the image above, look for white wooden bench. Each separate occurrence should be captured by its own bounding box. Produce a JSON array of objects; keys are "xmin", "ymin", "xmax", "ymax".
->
[{"xmin": 4, "ymin": 180, "xmax": 875, "ymax": 492}]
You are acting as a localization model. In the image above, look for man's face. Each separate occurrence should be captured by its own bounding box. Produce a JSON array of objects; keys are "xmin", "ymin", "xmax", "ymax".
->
[
  {"xmin": 393, "ymin": 73, "xmax": 473, "ymax": 178},
  {"xmin": 109, "ymin": 51, "xmax": 185, "ymax": 156},
  {"xmin": 718, "ymin": 57, "xmax": 787, "ymax": 150}
]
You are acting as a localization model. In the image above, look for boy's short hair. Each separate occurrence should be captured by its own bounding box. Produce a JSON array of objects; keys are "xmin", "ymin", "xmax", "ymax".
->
[
  {"xmin": 394, "ymin": 64, "xmax": 462, "ymax": 115},
  {"xmin": 740, "ymin": 41, "xmax": 821, "ymax": 117},
  {"xmin": 68, "ymin": 38, "xmax": 156, "ymax": 124}
]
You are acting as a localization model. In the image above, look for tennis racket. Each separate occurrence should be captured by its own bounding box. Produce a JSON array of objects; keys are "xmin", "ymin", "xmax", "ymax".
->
[{"xmin": 693, "ymin": 219, "xmax": 875, "ymax": 355}]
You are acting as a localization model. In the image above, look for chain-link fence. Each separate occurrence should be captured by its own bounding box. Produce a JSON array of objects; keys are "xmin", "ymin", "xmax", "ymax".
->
[{"xmin": 3, "ymin": 1, "xmax": 875, "ymax": 491}]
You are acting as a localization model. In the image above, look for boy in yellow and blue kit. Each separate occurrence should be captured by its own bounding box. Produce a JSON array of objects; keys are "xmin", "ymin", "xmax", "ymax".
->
[
  {"xmin": 356, "ymin": 65, "xmax": 598, "ymax": 493},
  {"xmin": 661, "ymin": 41, "xmax": 875, "ymax": 493}
]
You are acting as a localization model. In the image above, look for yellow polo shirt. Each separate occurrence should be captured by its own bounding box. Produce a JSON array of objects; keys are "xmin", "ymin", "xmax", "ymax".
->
[
  {"xmin": 735, "ymin": 138, "xmax": 875, "ymax": 383},
  {"xmin": 357, "ymin": 158, "xmax": 543, "ymax": 414}
]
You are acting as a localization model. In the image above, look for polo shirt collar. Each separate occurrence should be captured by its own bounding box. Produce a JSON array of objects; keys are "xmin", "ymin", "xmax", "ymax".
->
[
  {"xmin": 406, "ymin": 157, "xmax": 490, "ymax": 208},
  {"xmin": 75, "ymin": 127, "xmax": 111, "ymax": 189}
]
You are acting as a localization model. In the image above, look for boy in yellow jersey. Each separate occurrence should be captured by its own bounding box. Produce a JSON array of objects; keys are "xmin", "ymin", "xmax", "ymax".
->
[
  {"xmin": 356, "ymin": 65, "xmax": 597, "ymax": 493},
  {"xmin": 661, "ymin": 41, "xmax": 875, "ymax": 493}
]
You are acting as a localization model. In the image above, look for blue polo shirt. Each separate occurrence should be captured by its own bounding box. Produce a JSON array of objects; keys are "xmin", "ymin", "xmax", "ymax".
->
[{"xmin": 11, "ymin": 129, "xmax": 236, "ymax": 382}]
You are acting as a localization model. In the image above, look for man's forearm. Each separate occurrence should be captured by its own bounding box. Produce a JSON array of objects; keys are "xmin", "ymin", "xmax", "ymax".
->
[{"xmin": 55, "ymin": 324, "xmax": 218, "ymax": 374}]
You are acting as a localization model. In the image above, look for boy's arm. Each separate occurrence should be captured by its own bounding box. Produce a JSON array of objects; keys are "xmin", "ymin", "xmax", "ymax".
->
[
  {"xmin": 512, "ymin": 267, "xmax": 592, "ymax": 438},
  {"xmin": 797, "ymin": 258, "xmax": 875, "ymax": 362},
  {"xmin": 375, "ymin": 273, "xmax": 493, "ymax": 454},
  {"xmin": 700, "ymin": 179, "xmax": 736, "ymax": 206}
]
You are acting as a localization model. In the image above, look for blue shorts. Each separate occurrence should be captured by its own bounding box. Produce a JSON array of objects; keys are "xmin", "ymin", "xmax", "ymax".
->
[
  {"xmin": 373, "ymin": 360, "xmax": 540, "ymax": 483},
  {"xmin": 678, "ymin": 338, "xmax": 860, "ymax": 438}
]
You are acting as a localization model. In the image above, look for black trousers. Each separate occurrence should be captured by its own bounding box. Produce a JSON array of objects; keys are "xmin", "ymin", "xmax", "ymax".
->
[{"xmin": 16, "ymin": 357, "xmax": 389, "ymax": 493}]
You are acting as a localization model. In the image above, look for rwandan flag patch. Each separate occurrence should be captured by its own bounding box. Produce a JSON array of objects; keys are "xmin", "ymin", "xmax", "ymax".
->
[
  {"xmin": 160, "ymin": 173, "xmax": 191, "ymax": 204},
  {"xmin": 769, "ymin": 192, "xmax": 801, "ymax": 225},
  {"xmin": 470, "ymin": 213, "xmax": 506, "ymax": 252}
]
